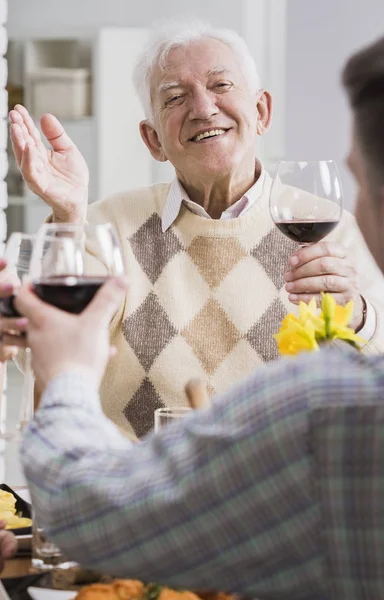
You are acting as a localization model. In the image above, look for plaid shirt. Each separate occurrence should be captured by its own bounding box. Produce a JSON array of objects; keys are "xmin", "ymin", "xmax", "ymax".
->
[{"xmin": 22, "ymin": 349, "xmax": 384, "ymax": 600}]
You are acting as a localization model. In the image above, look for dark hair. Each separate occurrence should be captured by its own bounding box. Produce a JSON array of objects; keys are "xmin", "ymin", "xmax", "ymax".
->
[{"xmin": 343, "ymin": 36, "xmax": 384, "ymax": 189}]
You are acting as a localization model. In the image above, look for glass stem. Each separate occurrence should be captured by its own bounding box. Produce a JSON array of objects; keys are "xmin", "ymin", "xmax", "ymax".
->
[{"xmin": 19, "ymin": 348, "xmax": 34, "ymax": 431}]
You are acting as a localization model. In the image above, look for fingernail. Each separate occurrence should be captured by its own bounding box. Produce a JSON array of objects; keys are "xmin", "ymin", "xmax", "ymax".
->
[
  {"xmin": 289, "ymin": 294, "xmax": 298, "ymax": 301},
  {"xmin": 290, "ymin": 256, "xmax": 299, "ymax": 266},
  {"xmin": 15, "ymin": 318, "xmax": 28, "ymax": 328},
  {"xmin": 284, "ymin": 271, "xmax": 292, "ymax": 282},
  {"xmin": 286, "ymin": 283, "xmax": 294, "ymax": 292}
]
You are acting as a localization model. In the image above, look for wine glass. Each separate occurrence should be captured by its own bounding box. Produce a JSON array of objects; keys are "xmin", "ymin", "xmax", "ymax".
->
[
  {"xmin": 29, "ymin": 223, "xmax": 124, "ymax": 313},
  {"xmin": 269, "ymin": 161, "xmax": 343, "ymax": 247},
  {"xmin": 0, "ymin": 233, "xmax": 36, "ymax": 439}
]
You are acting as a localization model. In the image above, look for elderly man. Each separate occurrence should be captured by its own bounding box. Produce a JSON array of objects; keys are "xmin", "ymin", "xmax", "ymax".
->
[
  {"xmin": 5, "ymin": 21, "xmax": 384, "ymax": 438},
  {"xmin": 14, "ymin": 33, "xmax": 384, "ymax": 599}
]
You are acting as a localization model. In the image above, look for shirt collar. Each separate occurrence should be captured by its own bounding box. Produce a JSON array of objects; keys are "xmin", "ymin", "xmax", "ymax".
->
[{"xmin": 161, "ymin": 166, "xmax": 266, "ymax": 232}]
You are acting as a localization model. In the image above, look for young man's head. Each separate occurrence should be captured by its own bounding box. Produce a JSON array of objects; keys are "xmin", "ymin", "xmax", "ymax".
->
[{"xmin": 343, "ymin": 36, "xmax": 384, "ymax": 272}]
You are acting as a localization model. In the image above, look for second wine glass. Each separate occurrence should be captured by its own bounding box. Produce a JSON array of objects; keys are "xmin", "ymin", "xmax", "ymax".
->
[
  {"xmin": 269, "ymin": 160, "xmax": 343, "ymax": 247},
  {"xmin": 29, "ymin": 223, "xmax": 124, "ymax": 313}
]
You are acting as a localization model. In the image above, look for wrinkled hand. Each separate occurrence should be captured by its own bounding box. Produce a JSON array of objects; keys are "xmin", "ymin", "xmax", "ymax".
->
[
  {"xmin": 0, "ymin": 259, "xmax": 28, "ymax": 363},
  {"xmin": 284, "ymin": 241, "xmax": 364, "ymax": 331},
  {"xmin": 14, "ymin": 277, "xmax": 128, "ymax": 392},
  {"xmin": 0, "ymin": 520, "xmax": 17, "ymax": 572},
  {"xmin": 9, "ymin": 105, "xmax": 89, "ymax": 225}
]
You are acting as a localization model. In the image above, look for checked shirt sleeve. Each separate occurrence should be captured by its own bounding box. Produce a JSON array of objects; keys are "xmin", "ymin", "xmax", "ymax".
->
[{"xmin": 22, "ymin": 361, "xmax": 329, "ymax": 599}]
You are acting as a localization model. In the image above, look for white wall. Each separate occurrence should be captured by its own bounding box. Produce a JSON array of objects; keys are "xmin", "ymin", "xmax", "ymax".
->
[
  {"xmin": 285, "ymin": 0, "xmax": 384, "ymax": 210},
  {"xmin": 8, "ymin": 0, "xmax": 242, "ymax": 37}
]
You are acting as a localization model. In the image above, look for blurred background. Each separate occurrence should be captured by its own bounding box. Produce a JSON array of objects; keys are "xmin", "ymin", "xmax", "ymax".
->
[
  {"xmin": 1, "ymin": 0, "xmax": 384, "ymax": 483},
  {"xmin": 5, "ymin": 0, "xmax": 384, "ymax": 236}
]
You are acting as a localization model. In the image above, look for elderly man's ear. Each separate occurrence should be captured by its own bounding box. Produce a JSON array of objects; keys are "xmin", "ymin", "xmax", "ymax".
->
[
  {"xmin": 140, "ymin": 122, "xmax": 168, "ymax": 162},
  {"xmin": 256, "ymin": 90, "xmax": 273, "ymax": 136}
]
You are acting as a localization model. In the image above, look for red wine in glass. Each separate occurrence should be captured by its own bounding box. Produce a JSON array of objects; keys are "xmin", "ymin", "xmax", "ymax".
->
[
  {"xmin": 275, "ymin": 219, "xmax": 339, "ymax": 245},
  {"xmin": 270, "ymin": 161, "xmax": 343, "ymax": 247},
  {"xmin": 32, "ymin": 275, "xmax": 108, "ymax": 314}
]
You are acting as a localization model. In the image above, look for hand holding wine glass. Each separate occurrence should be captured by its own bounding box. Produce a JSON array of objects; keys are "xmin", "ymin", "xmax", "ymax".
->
[{"xmin": 270, "ymin": 161, "xmax": 364, "ymax": 329}]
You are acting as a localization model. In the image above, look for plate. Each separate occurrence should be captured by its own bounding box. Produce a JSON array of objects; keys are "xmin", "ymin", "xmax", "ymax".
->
[
  {"xmin": 0, "ymin": 483, "xmax": 32, "ymax": 536},
  {"xmin": 28, "ymin": 588, "xmax": 77, "ymax": 600}
]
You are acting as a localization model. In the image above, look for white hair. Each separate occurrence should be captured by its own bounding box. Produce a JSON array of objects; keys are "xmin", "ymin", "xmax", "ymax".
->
[{"xmin": 133, "ymin": 18, "xmax": 261, "ymax": 123}]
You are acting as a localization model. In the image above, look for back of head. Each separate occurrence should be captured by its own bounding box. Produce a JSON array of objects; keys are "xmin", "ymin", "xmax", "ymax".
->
[
  {"xmin": 133, "ymin": 18, "xmax": 260, "ymax": 123},
  {"xmin": 343, "ymin": 36, "xmax": 384, "ymax": 195}
]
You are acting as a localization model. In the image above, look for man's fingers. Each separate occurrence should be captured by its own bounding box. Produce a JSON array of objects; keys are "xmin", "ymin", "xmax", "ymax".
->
[
  {"xmin": 0, "ymin": 530, "xmax": 18, "ymax": 560},
  {"xmin": 285, "ymin": 257, "xmax": 354, "ymax": 282},
  {"xmin": 286, "ymin": 274, "xmax": 349, "ymax": 295},
  {"xmin": 13, "ymin": 105, "xmax": 43, "ymax": 148},
  {"xmin": 14, "ymin": 285, "xmax": 57, "ymax": 326},
  {"xmin": 9, "ymin": 123, "xmax": 26, "ymax": 167},
  {"xmin": 83, "ymin": 277, "xmax": 128, "ymax": 328},
  {"xmin": 0, "ymin": 317, "xmax": 28, "ymax": 333},
  {"xmin": 40, "ymin": 113, "xmax": 75, "ymax": 152},
  {"xmin": 1, "ymin": 334, "xmax": 27, "ymax": 349},
  {"xmin": 0, "ymin": 345, "xmax": 19, "ymax": 362},
  {"xmin": 289, "ymin": 242, "xmax": 348, "ymax": 267}
]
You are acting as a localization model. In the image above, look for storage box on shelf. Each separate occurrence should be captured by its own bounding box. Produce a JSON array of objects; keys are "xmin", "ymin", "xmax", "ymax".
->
[
  {"xmin": 28, "ymin": 67, "xmax": 91, "ymax": 120},
  {"xmin": 6, "ymin": 28, "xmax": 152, "ymax": 235}
]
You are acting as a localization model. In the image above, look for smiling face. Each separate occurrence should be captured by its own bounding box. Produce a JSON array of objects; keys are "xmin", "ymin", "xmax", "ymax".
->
[{"xmin": 140, "ymin": 38, "xmax": 270, "ymax": 187}]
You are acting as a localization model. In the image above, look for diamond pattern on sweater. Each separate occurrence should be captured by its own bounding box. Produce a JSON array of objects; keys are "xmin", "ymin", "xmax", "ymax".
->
[
  {"xmin": 187, "ymin": 236, "xmax": 247, "ymax": 288},
  {"xmin": 122, "ymin": 291, "xmax": 177, "ymax": 371},
  {"xmin": 214, "ymin": 256, "xmax": 278, "ymax": 333},
  {"xmin": 129, "ymin": 213, "xmax": 183, "ymax": 284},
  {"xmin": 154, "ymin": 252, "xmax": 211, "ymax": 329},
  {"xmin": 182, "ymin": 298, "xmax": 241, "ymax": 374},
  {"xmin": 148, "ymin": 335, "xmax": 208, "ymax": 406},
  {"xmin": 211, "ymin": 339, "xmax": 264, "ymax": 394},
  {"xmin": 251, "ymin": 228, "xmax": 297, "ymax": 289},
  {"xmin": 246, "ymin": 298, "xmax": 287, "ymax": 362},
  {"xmin": 123, "ymin": 377, "xmax": 164, "ymax": 437}
]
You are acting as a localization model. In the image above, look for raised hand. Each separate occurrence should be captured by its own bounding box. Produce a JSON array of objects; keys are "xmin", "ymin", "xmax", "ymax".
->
[
  {"xmin": 284, "ymin": 241, "xmax": 365, "ymax": 331},
  {"xmin": 9, "ymin": 105, "xmax": 89, "ymax": 225}
]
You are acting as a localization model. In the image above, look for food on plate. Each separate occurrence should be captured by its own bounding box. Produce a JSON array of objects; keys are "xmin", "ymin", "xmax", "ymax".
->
[
  {"xmin": 0, "ymin": 489, "xmax": 32, "ymax": 529},
  {"xmin": 74, "ymin": 582, "xmax": 235, "ymax": 600}
]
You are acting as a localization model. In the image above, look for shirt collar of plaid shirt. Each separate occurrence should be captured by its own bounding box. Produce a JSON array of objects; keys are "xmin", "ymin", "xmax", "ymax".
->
[{"xmin": 161, "ymin": 163, "xmax": 267, "ymax": 232}]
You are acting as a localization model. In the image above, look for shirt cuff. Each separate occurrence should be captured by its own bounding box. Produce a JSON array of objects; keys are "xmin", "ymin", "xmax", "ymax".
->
[
  {"xmin": 358, "ymin": 298, "xmax": 376, "ymax": 342},
  {"xmin": 40, "ymin": 370, "xmax": 101, "ymax": 411}
]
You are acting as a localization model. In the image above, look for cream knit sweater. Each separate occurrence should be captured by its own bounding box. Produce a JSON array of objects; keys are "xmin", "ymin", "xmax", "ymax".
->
[{"xmin": 79, "ymin": 174, "xmax": 384, "ymax": 439}]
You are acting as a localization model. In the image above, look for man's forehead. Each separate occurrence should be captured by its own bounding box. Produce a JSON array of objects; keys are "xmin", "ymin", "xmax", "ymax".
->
[
  {"xmin": 157, "ymin": 66, "xmax": 233, "ymax": 93},
  {"xmin": 153, "ymin": 39, "xmax": 238, "ymax": 84}
]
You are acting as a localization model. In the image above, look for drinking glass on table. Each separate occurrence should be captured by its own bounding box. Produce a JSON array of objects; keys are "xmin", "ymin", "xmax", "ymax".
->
[
  {"xmin": 0, "ymin": 233, "xmax": 36, "ymax": 439},
  {"xmin": 32, "ymin": 508, "xmax": 78, "ymax": 571},
  {"xmin": 154, "ymin": 407, "xmax": 192, "ymax": 431},
  {"xmin": 29, "ymin": 222, "xmax": 124, "ymax": 313},
  {"xmin": 269, "ymin": 160, "xmax": 343, "ymax": 247}
]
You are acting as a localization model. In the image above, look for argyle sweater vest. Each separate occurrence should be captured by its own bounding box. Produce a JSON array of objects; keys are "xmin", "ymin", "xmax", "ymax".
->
[
  {"xmin": 87, "ymin": 177, "xmax": 300, "ymax": 438},
  {"xmin": 86, "ymin": 177, "xmax": 384, "ymax": 439}
]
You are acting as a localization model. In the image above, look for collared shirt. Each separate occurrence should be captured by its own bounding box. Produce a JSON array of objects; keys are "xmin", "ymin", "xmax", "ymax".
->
[
  {"xmin": 22, "ymin": 350, "xmax": 384, "ymax": 599},
  {"xmin": 161, "ymin": 169, "xmax": 375, "ymax": 342},
  {"xmin": 161, "ymin": 169, "xmax": 267, "ymax": 232}
]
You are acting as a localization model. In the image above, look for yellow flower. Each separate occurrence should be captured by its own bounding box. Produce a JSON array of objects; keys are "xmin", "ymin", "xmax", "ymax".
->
[
  {"xmin": 274, "ymin": 293, "xmax": 366, "ymax": 356},
  {"xmin": 274, "ymin": 315, "xmax": 319, "ymax": 356}
]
